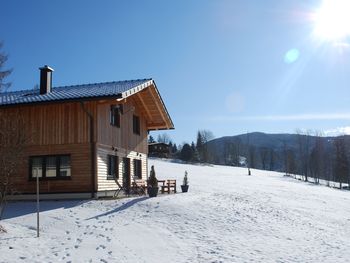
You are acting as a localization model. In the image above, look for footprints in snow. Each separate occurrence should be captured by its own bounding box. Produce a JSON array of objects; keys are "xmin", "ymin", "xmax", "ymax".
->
[
  {"xmin": 96, "ymin": 244, "xmax": 106, "ymax": 250},
  {"xmin": 47, "ymin": 207, "xmax": 119, "ymax": 261}
]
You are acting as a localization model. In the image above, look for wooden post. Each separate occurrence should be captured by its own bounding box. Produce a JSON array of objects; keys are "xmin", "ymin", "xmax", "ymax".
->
[{"xmin": 36, "ymin": 169, "xmax": 40, "ymax": 238}]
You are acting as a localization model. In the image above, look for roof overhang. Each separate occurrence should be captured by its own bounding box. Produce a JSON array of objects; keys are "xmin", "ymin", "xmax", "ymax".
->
[{"xmin": 120, "ymin": 80, "xmax": 174, "ymax": 131}]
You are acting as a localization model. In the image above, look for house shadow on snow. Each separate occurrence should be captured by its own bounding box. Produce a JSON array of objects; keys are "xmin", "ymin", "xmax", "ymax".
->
[
  {"xmin": 86, "ymin": 196, "xmax": 148, "ymax": 220},
  {"xmin": 2, "ymin": 200, "xmax": 88, "ymax": 220}
]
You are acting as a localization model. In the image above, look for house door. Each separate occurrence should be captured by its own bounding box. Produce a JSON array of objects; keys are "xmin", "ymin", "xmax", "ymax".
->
[{"xmin": 123, "ymin": 157, "xmax": 131, "ymax": 193}]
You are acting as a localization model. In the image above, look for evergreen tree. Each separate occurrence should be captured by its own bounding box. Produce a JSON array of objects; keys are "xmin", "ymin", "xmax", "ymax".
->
[
  {"xmin": 196, "ymin": 131, "xmax": 203, "ymax": 161},
  {"xmin": 148, "ymin": 165, "xmax": 158, "ymax": 187},
  {"xmin": 172, "ymin": 143, "xmax": 178, "ymax": 153},
  {"xmin": 148, "ymin": 135, "xmax": 156, "ymax": 143},
  {"xmin": 191, "ymin": 141, "xmax": 196, "ymax": 152},
  {"xmin": 180, "ymin": 143, "xmax": 193, "ymax": 162},
  {"xmin": 191, "ymin": 141, "xmax": 200, "ymax": 162}
]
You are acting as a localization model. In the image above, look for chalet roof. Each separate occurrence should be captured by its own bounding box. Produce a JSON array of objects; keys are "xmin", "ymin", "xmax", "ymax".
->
[
  {"xmin": 0, "ymin": 78, "xmax": 174, "ymax": 130},
  {"xmin": 0, "ymin": 79, "xmax": 152, "ymax": 106}
]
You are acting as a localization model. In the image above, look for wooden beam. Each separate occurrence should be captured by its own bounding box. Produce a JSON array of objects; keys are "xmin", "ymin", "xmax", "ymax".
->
[
  {"xmin": 148, "ymin": 86, "xmax": 169, "ymax": 129},
  {"xmin": 148, "ymin": 126, "xmax": 168, "ymax": 130},
  {"xmin": 136, "ymin": 91, "xmax": 153, "ymax": 122},
  {"xmin": 147, "ymin": 122, "xmax": 166, "ymax": 127}
]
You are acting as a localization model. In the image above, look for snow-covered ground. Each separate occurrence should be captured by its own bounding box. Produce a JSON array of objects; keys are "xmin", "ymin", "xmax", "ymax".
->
[{"xmin": 1, "ymin": 159, "xmax": 350, "ymax": 263}]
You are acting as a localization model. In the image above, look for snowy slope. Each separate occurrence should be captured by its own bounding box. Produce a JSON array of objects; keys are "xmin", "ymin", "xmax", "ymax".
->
[{"xmin": 1, "ymin": 159, "xmax": 350, "ymax": 263}]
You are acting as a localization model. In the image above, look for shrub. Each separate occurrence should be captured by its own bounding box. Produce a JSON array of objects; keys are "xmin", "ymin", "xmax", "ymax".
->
[
  {"xmin": 148, "ymin": 165, "xmax": 158, "ymax": 188},
  {"xmin": 183, "ymin": 171, "xmax": 189, "ymax": 186}
]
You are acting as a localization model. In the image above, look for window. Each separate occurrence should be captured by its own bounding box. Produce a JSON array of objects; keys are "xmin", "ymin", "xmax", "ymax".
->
[
  {"xmin": 133, "ymin": 115, "xmax": 140, "ymax": 135},
  {"xmin": 59, "ymin": 156, "xmax": 71, "ymax": 177},
  {"xmin": 46, "ymin": 156, "xmax": 57, "ymax": 177},
  {"xmin": 110, "ymin": 105, "xmax": 121, "ymax": 127},
  {"xmin": 107, "ymin": 155, "xmax": 118, "ymax": 180},
  {"xmin": 134, "ymin": 159, "xmax": 142, "ymax": 179},
  {"xmin": 29, "ymin": 155, "xmax": 71, "ymax": 180}
]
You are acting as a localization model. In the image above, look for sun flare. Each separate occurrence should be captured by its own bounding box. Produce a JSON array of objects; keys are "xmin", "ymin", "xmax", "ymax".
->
[{"xmin": 313, "ymin": 0, "xmax": 350, "ymax": 41}]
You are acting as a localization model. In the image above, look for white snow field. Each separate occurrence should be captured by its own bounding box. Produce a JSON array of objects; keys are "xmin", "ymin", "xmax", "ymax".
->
[{"xmin": 1, "ymin": 158, "xmax": 350, "ymax": 263}]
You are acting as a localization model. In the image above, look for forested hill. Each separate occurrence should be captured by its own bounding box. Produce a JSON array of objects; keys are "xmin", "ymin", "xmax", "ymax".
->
[{"xmin": 206, "ymin": 132, "xmax": 349, "ymax": 172}]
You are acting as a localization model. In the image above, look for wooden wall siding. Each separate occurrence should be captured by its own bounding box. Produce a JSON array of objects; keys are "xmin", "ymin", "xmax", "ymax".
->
[
  {"xmin": 0, "ymin": 83, "xmax": 172, "ymax": 196},
  {"xmin": 11, "ymin": 143, "xmax": 92, "ymax": 194},
  {"xmin": 96, "ymin": 144, "xmax": 147, "ymax": 191},
  {"xmin": 97, "ymin": 100, "xmax": 148, "ymax": 154},
  {"xmin": 1, "ymin": 101, "xmax": 97, "ymax": 145}
]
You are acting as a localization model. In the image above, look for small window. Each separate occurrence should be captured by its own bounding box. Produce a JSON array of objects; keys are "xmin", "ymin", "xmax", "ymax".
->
[
  {"xmin": 133, "ymin": 159, "xmax": 142, "ymax": 179},
  {"xmin": 46, "ymin": 156, "xmax": 57, "ymax": 177},
  {"xmin": 110, "ymin": 105, "xmax": 121, "ymax": 127},
  {"xmin": 59, "ymin": 156, "xmax": 71, "ymax": 177},
  {"xmin": 107, "ymin": 155, "xmax": 118, "ymax": 180},
  {"xmin": 133, "ymin": 115, "xmax": 140, "ymax": 135},
  {"xmin": 29, "ymin": 155, "xmax": 71, "ymax": 180}
]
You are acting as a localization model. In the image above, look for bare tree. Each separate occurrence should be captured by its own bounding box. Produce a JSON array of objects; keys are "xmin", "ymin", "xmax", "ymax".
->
[
  {"xmin": 157, "ymin": 133, "xmax": 172, "ymax": 144},
  {"xmin": 296, "ymin": 129, "xmax": 311, "ymax": 182},
  {"xmin": 0, "ymin": 43, "xmax": 28, "ymax": 221},
  {"xmin": 323, "ymin": 148, "xmax": 333, "ymax": 187},
  {"xmin": 198, "ymin": 130, "xmax": 214, "ymax": 163},
  {"xmin": 333, "ymin": 136, "xmax": 349, "ymax": 189},
  {"xmin": 269, "ymin": 148, "xmax": 275, "ymax": 171},
  {"xmin": 282, "ymin": 140, "xmax": 289, "ymax": 176},
  {"xmin": 0, "ymin": 42, "xmax": 12, "ymax": 92},
  {"xmin": 246, "ymin": 132, "xmax": 251, "ymax": 175},
  {"xmin": 0, "ymin": 111, "xmax": 28, "ymax": 219},
  {"xmin": 309, "ymin": 133, "xmax": 324, "ymax": 184},
  {"xmin": 247, "ymin": 145, "xmax": 256, "ymax": 170},
  {"xmin": 223, "ymin": 140, "xmax": 241, "ymax": 166},
  {"xmin": 286, "ymin": 149, "xmax": 297, "ymax": 177},
  {"xmin": 259, "ymin": 147, "xmax": 269, "ymax": 170},
  {"xmin": 231, "ymin": 139, "xmax": 241, "ymax": 166},
  {"xmin": 223, "ymin": 142, "xmax": 231, "ymax": 165}
]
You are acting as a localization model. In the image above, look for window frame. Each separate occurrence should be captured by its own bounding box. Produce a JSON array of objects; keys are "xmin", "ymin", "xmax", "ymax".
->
[
  {"xmin": 110, "ymin": 105, "xmax": 121, "ymax": 128},
  {"xmin": 133, "ymin": 159, "xmax": 142, "ymax": 179},
  {"xmin": 133, "ymin": 115, "xmax": 140, "ymax": 135},
  {"xmin": 29, "ymin": 154, "xmax": 71, "ymax": 181},
  {"xmin": 107, "ymin": 155, "xmax": 119, "ymax": 180}
]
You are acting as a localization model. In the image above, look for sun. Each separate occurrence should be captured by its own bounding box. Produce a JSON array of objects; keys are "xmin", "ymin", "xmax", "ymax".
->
[{"xmin": 313, "ymin": 0, "xmax": 350, "ymax": 42}]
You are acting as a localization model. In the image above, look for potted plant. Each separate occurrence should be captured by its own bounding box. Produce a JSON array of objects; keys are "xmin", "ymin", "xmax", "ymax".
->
[
  {"xmin": 147, "ymin": 165, "xmax": 159, "ymax": 197},
  {"xmin": 181, "ymin": 171, "xmax": 189, "ymax": 193}
]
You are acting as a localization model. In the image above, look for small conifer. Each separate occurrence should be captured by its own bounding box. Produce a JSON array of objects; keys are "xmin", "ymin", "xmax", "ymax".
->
[
  {"xmin": 183, "ymin": 171, "xmax": 189, "ymax": 186},
  {"xmin": 148, "ymin": 165, "xmax": 158, "ymax": 187}
]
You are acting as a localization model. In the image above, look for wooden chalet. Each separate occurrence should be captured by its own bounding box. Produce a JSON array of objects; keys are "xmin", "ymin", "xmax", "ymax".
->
[
  {"xmin": 0, "ymin": 66, "xmax": 174, "ymax": 199},
  {"xmin": 148, "ymin": 142, "xmax": 170, "ymax": 158}
]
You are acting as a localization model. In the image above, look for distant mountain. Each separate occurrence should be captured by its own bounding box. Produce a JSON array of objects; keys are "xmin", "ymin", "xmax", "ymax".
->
[{"xmin": 207, "ymin": 132, "xmax": 345, "ymax": 170}]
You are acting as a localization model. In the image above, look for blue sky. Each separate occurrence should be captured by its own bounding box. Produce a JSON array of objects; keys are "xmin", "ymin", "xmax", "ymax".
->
[{"xmin": 1, "ymin": 0, "xmax": 350, "ymax": 144}]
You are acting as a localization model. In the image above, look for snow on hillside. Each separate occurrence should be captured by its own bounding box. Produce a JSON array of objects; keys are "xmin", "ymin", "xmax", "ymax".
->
[{"xmin": 1, "ymin": 159, "xmax": 350, "ymax": 263}]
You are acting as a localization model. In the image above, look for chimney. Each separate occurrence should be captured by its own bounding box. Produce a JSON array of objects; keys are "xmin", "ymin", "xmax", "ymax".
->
[{"xmin": 39, "ymin": 65, "xmax": 54, "ymax": 94}]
